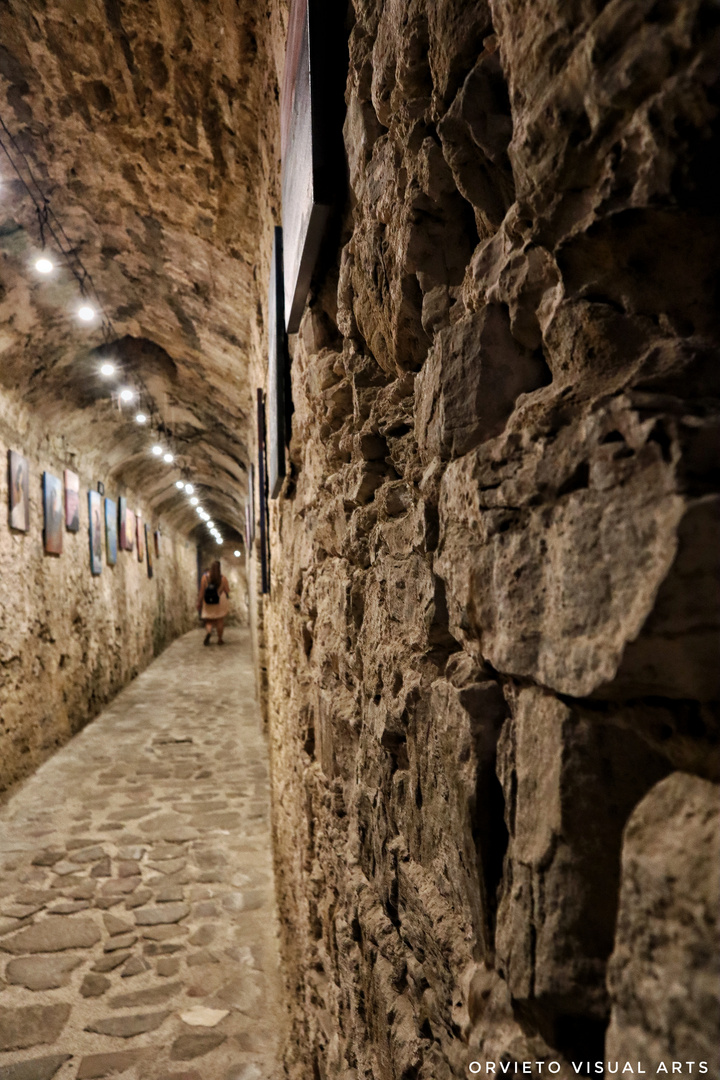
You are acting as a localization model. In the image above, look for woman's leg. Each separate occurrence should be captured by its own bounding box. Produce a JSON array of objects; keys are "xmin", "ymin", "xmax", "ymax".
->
[
  {"xmin": 204, "ymin": 620, "xmax": 213, "ymax": 645},
  {"xmin": 216, "ymin": 618, "xmax": 225, "ymax": 644}
]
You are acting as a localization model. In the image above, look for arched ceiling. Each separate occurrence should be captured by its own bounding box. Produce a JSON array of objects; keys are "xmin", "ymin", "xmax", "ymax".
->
[{"xmin": 0, "ymin": 0, "xmax": 283, "ymax": 537}]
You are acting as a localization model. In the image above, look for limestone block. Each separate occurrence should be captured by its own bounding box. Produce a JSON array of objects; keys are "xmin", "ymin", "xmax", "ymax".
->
[
  {"xmin": 5, "ymin": 953, "xmax": 82, "ymax": 990},
  {"xmin": 75, "ymin": 1051, "xmax": 145, "ymax": 1079},
  {"xmin": 0, "ymin": 1056, "xmax": 71, "ymax": 1080},
  {"xmin": 438, "ymin": 47, "xmax": 515, "ymax": 234},
  {"xmin": 495, "ymin": 689, "xmax": 670, "ymax": 1036},
  {"xmin": 415, "ymin": 305, "xmax": 550, "ymax": 462},
  {"xmin": 0, "ymin": 1004, "xmax": 71, "ymax": 1052},
  {"xmin": 437, "ymin": 409, "xmax": 719, "ymax": 699},
  {"xmin": 411, "ymin": 669, "xmax": 507, "ymax": 954},
  {"xmin": 84, "ymin": 1011, "xmax": 171, "ymax": 1038},
  {"xmin": 0, "ymin": 916, "xmax": 101, "ymax": 954},
  {"xmin": 606, "ymin": 772, "xmax": 720, "ymax": 1070}
]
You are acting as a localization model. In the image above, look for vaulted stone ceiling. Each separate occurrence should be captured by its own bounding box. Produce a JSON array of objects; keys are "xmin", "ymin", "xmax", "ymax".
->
[{"xmin": 0, "ymin": 0, "xmax": 284, "ymax": 537}]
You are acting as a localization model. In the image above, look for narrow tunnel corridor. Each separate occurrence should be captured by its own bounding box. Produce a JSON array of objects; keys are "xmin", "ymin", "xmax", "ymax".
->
[
  {"xmin": 0, "ymin": 630, "xmax": 283, "ymax": 1079},
  {"xmin": 1, "ymin": 0, "xmax": 719, "ymax": 1078}
]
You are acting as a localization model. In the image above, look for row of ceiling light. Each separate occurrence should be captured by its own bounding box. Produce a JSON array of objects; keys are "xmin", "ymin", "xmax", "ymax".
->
[
  {"xmin": 96, "ymin": 360, "xmax": 225, "ymax": 547},
  {"xmin": 31, "ymin": 256, "xmax": 229, "ymax": 549}
]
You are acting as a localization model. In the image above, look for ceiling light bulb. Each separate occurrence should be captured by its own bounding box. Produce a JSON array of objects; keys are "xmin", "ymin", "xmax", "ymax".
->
[
  {"xmin": 163, "ymin": 452, "xmax": 174, "ymax": 464},
  {"xmin": 196, "ymin": 507, "xmax": 204, "ymax": 516},
  {"xmin": 216, "ymin": 538, "xmax": 222, "ymax": 544},
  {"xmin": 100, "ymin": 362, "xmax": 115, "ymax": 377},
  {"xmin": 120, "ymin": 388, "xmax": 134, "ymax": 402},
  {"xmin": 234, "ymin": 550, "xmax": 241, "ymax": 557},
  {"xmin": 78, "ymin": 305, "xmax": 95, "ymax": 322},
  {"xmin": 36, "ymin": 257, "xmax": 54, "ymax": 274},
  {"xmin": 176, "ymin": 480, "xmax": 185, "ymax": 489},
  {"xmin": 135, "ymin": 412, "xmax": 147, "ymax": 424},
  {"xmin": 206, "ymin": 520, "xmax": 214, "ymax": 528},
  {"xmin": 152, "ymin": 445, "xmax": 163, "ymax": 456},
  {"xmin": 184, "ymin": 483, "xmax": 194, "ymax": 495},
  {"xmin": 190, "ymin": 497, "xmax": 199, "ymax": 506}
]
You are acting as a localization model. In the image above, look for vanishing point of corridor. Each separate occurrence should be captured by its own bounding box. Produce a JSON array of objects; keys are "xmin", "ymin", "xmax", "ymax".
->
[{"xmin": 0, "ymin": 630, "xmax": 283, "ymax": 1080}]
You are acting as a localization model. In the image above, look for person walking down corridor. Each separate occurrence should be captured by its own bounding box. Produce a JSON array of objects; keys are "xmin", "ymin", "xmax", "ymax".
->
[{"xmin": 198, "ymin": 559, "xmax": 230, "ymax": 645}]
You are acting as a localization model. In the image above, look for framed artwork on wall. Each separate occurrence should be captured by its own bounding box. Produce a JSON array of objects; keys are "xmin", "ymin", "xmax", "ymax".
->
[
  {"xmin": 118, "ymin": 497, "xmax": 128, "ymax": 550},
  {"xmin": 42, "ymin": 472, "xmax": 63, "ymax": 555},
  {"xmin": 126, "ymin": 509, "xmax": 136, "ymax": 552},
  {"xmin": 146, "ymin": 523, "xmax": 154, "ymax": 578},
  {"xmin": 244, "ymin": 499, "xmax": 252, "ymax": 553},
  {"xmin": 248, "ymin": 463, "xmax": 255, "ymax": 543},
  {"xmin": 8, "ymin": 450, "xmax": 29, "ymax": 532},
  {"xmin": 88, "ymin": 490, "xmax": 103, "ymax": 575},
  {"xmin": 154, "ymin": 529, "xmax": 161, "ymax": 558},
  {"xmin": 105, "ymin": 498, "xmax": 118, "ymax": 566},
  {"xmin": 136, "ymin": 513, "xmax": 144, "ymax": 562},
  {"xmin": 64, "ymin": 470, "xmax": 80, "ymax": 532},
  {"xmin": 280, "ymin": 0, "xmax": 345, "ymax": 332},
  {"xmin": 257, "ymin": 389, "xmax": 269, "ymax": 594},
  {"xmin": 268, "ymin": 226, "xmax": 290, "ymax": 499}
]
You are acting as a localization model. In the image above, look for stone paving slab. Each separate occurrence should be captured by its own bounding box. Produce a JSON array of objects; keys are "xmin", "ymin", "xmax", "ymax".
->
[{"xmin": 0, "ymin": 629, "xmax": 284, "ymax": 1080}]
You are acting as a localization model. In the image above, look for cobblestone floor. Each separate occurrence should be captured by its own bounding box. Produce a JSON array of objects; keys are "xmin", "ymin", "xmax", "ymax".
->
[{"xmin": 0, "ymin": 628, "xmax": 284, "ymax": 1080}]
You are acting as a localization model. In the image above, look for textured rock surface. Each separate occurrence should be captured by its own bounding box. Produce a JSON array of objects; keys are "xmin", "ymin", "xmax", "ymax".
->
[
  {"xmin": 606, "ymin": 772, "xmax": 720, "ymax": 1071},
  {"xmin": 249, "ymin": 0, "xmax": 720, "ymax": 1077}
]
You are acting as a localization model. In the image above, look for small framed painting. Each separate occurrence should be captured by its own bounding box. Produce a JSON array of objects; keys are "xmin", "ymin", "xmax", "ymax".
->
[
  {"xmin": 126, "ymin": 508, "xmax": 135, "ymax": 552},
  {"xmin": 118, "ymin": 497, "xmax": 128, "ymax": 549},
  {"xmin": 244, "ymin": 498, "xmax": 252, "ymax": 552},
  {"xmin": 248, "ymin": 463, "xmax": 255, "ymax": 543},
  {"xmin": 268, "ymin": 226, "xmax": 290, "ymax": 499},
  {"xmin": 43, "ymin": 472, "xmax": 63, "ymax": 555},
  {"xmin": 105, "ymin": 498, "xmax": 118, "ymax": 566},
  {"xmin": 257, "ymin": 389, "xmax": 269, "ymax": 594},
  {"xmin": 154, "ymin": 529, "xmax": 161, "ymax": 558},
  {"xmin": 136, "ymin": 513, "xmax": 144, "ymax": 562},
  {"xmin": 8, "ymin": 450, "xmax": 30, "ymax": 532},
  {"xmin": 64, "ymin": 470, "xmax": 80, "ymax": 531},
  {"xmin": 88, "ymin": 490, "xmax": 103, "ymax": 575},
  {"xmin": 145, "ymin": 523, "xmax": 154, "ymax": 578}
]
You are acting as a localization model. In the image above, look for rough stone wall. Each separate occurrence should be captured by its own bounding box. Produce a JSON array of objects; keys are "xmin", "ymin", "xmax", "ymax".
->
[
  {"xmin": 0, "ymin": 388, "xmax": 198, "ymax": 795},
  {"xmin": 258, "ymin": 1, "xmax": 720, "ymax": 1077}
]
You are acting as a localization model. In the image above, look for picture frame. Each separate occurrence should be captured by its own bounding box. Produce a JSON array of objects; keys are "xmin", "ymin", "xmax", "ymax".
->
[
  {"xmin": 268, "ymin": 226, "xmax": 290, "ymax": 499},
  {"xmin": 257, "ymin": 389, "xmax": 269, "ymax": 594},
  {"xmin": 145, "ymin": 523, "xmax": 154, "ymax": 578},
  {"xmin": 97, "ymin": 481, "xmax": 105, "ymax": 496},
  {"xmin": 154, "ymin": 529, "xmax": 161, "ymax": 558},
  {"xmin": 64, "ymin": 470, "xmax": 80, "ymax": 532},
  {"xmin": 244, "ymin": 498, "xmax": 252, "ymax": 553},
  {"xmin": 126, "ymin": 508, "xmax": 135, "ymax": 552},
  {"xmin": 8, "ymin": 450, "xmax": 30, "ymax": 533},
  {"xmin": 42, "ymin": 472, "xmax": 63, "ymax": 555},
  {"xmin": 248, "ymin": 463, "xmax": 255, "ymax": 543},
  {"xmin": 280, "ymin": 0, "xmax": 345, "ymax": 332},
  {"xmin": 118, "ymin": 497, "xmax": 128, "ymax": 550},
  {"xmin": 136, "ymin": 512, "xmax": 144, "ymax": 562},
  {"xmin": 105, "ymin": 498, "xmax": 118, "ymax": 566},
  {"xmin": 88, "ymin": 490, "xmax": 103, "ymax": 575}
]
